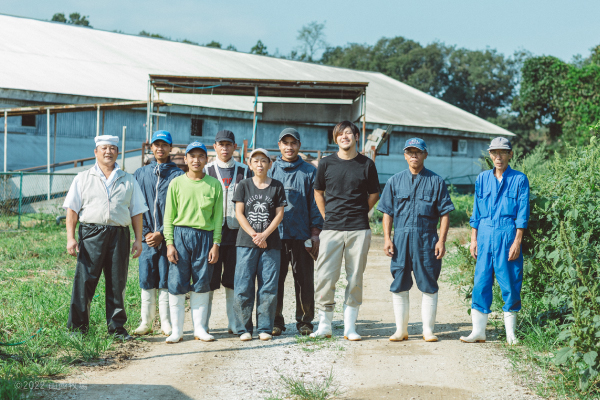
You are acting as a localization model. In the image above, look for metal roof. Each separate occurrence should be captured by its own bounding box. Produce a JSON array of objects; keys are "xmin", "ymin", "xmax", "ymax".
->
[
  {"xmin": 0, "ymin": 100, "xmax": 162, "ymax": 117},
  {"xmin": 0, "ymin": 14, "xmax": 513, "ymax": 136},
  {"xmin": 150, "ymin": 75, "xmax": 368, "ymax": 100}
]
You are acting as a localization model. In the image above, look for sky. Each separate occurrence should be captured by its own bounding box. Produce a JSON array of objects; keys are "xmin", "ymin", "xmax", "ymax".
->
[{"xmin": 1, "ymin": 0, "xmax": 598, "ymax": 62}]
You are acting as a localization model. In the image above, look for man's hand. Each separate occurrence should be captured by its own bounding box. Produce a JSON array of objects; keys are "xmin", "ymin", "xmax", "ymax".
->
[
  {"xmin": 384, "ymin": 238, "xmax": 394, "ymax": 257},
  {"xmin": 67, "ymin": 238, "xmax": 79, "ymax": 257},
  {"xmin": 208, "ymin": 244, "xmax": 219, "ymax": 264},
  {"xmin": 131, "ymin": 239, "xmax": 142, "ymax": 259},
  {"xmin": 167, "ymin": 244, "xmax": 179, "ymax": 264},
  {"xmin": 306, "ymin": 228, "xmax": 321, "ymax": 259},
  {"xmin": 252, "ymin": 232, "xmax": 268, "ymax": 247},
  {"xmin": 435, "ymin": 240, "xmax": 446, "ymax": 260},
  {"xmin": 146, "ymin": 232, "xmax": 163, "ymax": 248},
  {"xmin": 470, "ymin": 240, "xmax": 477, "ymax": 259},
  {"xmin": 508, "ymin": 239, "xmax": 521, "ymax": 261},
  {"xmin": 258, "ymin": 240, "xmax": 267, "ymax": 249}
]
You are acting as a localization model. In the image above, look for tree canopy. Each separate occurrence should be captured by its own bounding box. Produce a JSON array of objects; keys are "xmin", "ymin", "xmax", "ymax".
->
[{"xmin": 51, "ymin": 13, "xmax": 92, "ymax": 27}]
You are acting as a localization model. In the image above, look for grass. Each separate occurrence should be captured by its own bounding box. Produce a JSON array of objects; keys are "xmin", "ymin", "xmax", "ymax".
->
[
  {"xmin": 0, "ymin": 220, "xmax": 143, "ymax": 399},
  {"xmin": 443, "ymin": 241, "xmax": 595, "ymax": 399},
  {"xmin": 272, "ymin": 368, "xmax": 342, "ymax": 400},
  {"xmin": 294, "ymin": 335, "xmax": 342, "ymax": 353}
]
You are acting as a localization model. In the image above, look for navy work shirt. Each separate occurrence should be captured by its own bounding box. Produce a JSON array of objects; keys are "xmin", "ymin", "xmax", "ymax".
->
[{"xmin": 377, "ymin": 168, "xmax": 455, "ymax": 233}]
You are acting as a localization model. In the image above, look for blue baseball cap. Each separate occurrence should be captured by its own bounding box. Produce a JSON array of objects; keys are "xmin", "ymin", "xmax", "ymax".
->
[
  {"xmin": 151, "ymin": 130, "xmax": 173, "ymax": 145},
  {"xmin": 185, "ymin": 141, "xmax": 207, "ymax": 155},
  {"xmin": 403, "ymin": 138, "xmax": 427, "ymax": 152}
]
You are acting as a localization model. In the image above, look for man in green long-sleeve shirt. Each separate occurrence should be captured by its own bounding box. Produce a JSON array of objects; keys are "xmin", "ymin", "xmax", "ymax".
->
[{"xmin": 163, "ymin": 142, "xmax": 223, "ymax": 344}]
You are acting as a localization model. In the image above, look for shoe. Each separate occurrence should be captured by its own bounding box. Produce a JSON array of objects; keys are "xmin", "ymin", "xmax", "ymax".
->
[
  {"xmin": 310, "ymin": 310, "xmax": 333, "ymax": 338},
  {"xmin": 422, "ymin": 292, "xmax": 438, "ymax": 342},
  {"xmin": 343, "ymin": 305, "xmax": 361, "ymax": 341},
  {"xmin": 504, "ymin": 312, "xmax": 519, "ymax": 345},
  {"xmin": 190, "ymin": 292, "xmax": 215, "ymax": 342},
  {"xmin": 390, "ymin": 292, "xmax": 409, "ymax": 342},
  {"xmin": 158, "ymin": 289, "xmax": 172, "ymax": 336},
  {"xmin": 165, "ymin": 294, "xmax": 185, "ymax": 343},
  {"xmin": 225, "ymin": 288, "xmax": 239, "ymax": 335},
  {"xmin": 240, "ymin": 332, "xmax": 252, "ymax": 341},
  {"xmin": 113, "ymin": 332, "xmax": 134, "ymax": 341},
  {"xmin": 259, "ymin": 333, "xmax": 272, "ymax": 341},
  {"xmin": 272, "ymin": 327, "xmax": 283, "ymax": 336},
  {"xmin": 134, "ymin": 288, "xmax": 156, "ymax": 335},
  {"xmin": 298, "ymin": 326, "xmax": 313, "ymax": 336},
  {"xmin": 460, "ymin": 309, "xmax": 488, "ymax": 343}
]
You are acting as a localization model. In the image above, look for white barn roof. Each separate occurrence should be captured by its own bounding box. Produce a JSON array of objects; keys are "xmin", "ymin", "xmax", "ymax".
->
[{"xmin": 0, "ymin": 14, "xmax": 512, "ymax": 136}]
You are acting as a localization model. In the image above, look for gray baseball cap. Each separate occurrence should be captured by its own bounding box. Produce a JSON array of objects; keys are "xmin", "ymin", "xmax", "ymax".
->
[
  {"xmin": 278, "ymin": 128, "xmax": 300, "ymax": 142},
  {"xmin": 488, "ymin": 137, "xmax": 512, "ymax": 151}
]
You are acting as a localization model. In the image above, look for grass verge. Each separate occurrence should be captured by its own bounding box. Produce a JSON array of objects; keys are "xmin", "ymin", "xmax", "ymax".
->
[
  {"xmin": 0, "ymin": 221, "xmax": 143, "ymax": 399},
  {"xmin": 266, "ymin": 368, "xmax": 342, "ymax": 400}
]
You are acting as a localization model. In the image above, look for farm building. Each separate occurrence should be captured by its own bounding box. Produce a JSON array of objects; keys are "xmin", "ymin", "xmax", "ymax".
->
[{"xmin": 0, "ymin": 14, "xmax": 512, "ymax": 187}]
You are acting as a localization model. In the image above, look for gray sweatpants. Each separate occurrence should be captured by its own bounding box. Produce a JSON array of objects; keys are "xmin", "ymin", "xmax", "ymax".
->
[{"xmin": 314, "ymin": 229, "xmax": 372, "ymax": 312}]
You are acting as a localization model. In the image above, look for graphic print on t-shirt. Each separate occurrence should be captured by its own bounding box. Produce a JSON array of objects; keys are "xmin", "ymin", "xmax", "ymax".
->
[{"xmin": 246, "ymin": 194, "xmax": 274, "ymax": 230}]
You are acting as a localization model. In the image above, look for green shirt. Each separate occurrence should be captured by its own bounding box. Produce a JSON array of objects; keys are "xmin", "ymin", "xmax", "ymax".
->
[{"xmin": 164, "ymin": 174, "xmax": 223, "ymax": 245}]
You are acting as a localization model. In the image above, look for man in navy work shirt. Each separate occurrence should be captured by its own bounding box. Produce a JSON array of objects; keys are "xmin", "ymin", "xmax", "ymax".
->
[
  {"xmin": 205, "ymin": 129, "xmax": 251, "ymax": 334},
  {"xmin": 377, "ymin": 138, "xmax": 454, "ymax": 343},
  {"xmin": 461, "ymin": 137, "xmax": 529, "ymax": 345},
  {"xmin": 269, "ymin": 128, "xmax": 323, "ymax": 336}
]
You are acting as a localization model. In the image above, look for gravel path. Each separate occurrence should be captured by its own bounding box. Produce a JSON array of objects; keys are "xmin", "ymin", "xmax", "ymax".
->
[{"xmin": 52, "ymin": 234, "xmax": 541, "ymax": 400}]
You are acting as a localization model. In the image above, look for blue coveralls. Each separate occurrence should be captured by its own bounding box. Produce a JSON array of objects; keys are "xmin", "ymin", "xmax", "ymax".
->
[
  {"xmin": 470, "ymin": 165, "xmax": 530, "ymax": 314},
  {"xmin": 377, "ymin": 168, "xmax": 455, "ymax": 294},
  {"xmin": 133, "ymin": 161, "xmax": 183, "ymax": 289}
]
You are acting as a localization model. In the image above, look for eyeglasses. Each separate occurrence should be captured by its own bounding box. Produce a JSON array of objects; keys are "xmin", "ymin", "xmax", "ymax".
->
[
  {"xmin": 489, "ymin": 150, "xmax": 511, "ymax": 158},
  {"xmin": 404, "ymin": 150, "xmax": 425, "ymax": 157}
]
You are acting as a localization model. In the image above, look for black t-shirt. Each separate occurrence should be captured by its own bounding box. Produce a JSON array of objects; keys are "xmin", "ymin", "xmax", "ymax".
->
[
  {"xmin": 232, "ymin": 178, "xmax": 287, "ymax": 249},
  {"xmin": 314, "ymin": 152, "xmax": 380, "ymax": 231}
]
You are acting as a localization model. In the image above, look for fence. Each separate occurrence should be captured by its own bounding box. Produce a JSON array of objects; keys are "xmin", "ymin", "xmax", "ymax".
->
[{"xmin": 0, "ymin": 172, "xmax": 76, "ymax": 230}]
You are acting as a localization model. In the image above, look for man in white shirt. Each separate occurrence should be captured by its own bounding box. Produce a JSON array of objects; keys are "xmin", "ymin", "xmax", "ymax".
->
[{"xmin": 63, "ymin": 135, "xmax": 148, "ymax": 340}]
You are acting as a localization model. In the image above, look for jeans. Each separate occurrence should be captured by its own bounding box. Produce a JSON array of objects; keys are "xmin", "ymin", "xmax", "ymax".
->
[
  {"xmin": 234, "ymin": 247, "xmax": 281, "ymax": 335},
  {"xmin": 274, "ymin": 239, "xmax": 315, "ymax": 331},
  {"xmin": 168, "ymin": 226, "xmax": 214, "ymax": 295},
  {"xmin": 139, "ymin": 240, "xmax": 169, "ymax": 290}
]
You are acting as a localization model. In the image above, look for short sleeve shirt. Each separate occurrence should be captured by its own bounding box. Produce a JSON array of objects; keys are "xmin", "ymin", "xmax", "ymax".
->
[
  {"xmin": 232, "ymin": 178, "xmax": 287, "ymax": 249},
  {"xmin": 314, "ymin": 153, "xmax": 380, "ymax": 231}
]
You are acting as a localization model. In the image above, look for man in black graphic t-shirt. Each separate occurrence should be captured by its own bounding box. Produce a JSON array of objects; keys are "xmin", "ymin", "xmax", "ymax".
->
[{"xmin": 311, "ymin": 121, "xmax": 380, "ymax": 342}]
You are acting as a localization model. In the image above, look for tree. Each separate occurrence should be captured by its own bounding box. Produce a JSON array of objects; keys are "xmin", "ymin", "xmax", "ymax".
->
[
  {"xmin": 250, "ymin": 40, "xmax": 268, "ymax": 56},
  {"xmin": 205, "ymin": 41, "xmax": 222, "ymax": 48},
  {"xmin": 297, "ymin": 21, "xmax": 327, "ymax": 61},
  {"xmin": 51, "ymin": 12, "xmax": 92, "ymax": 27},
  {"xmin": 225, "ymin": 44, "xmax": 237, "ymax": 51},
  {"xmin": 139, "ymin": 31, "xmax": 169, "ymax": 39}
]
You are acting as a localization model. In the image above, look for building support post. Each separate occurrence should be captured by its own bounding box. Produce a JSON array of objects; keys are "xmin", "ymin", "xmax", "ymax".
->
[
  {"xmin": 96, "ymin": 105, "xmax": 100, "ymax": 137},
  {"xmin": 3, "ymin": 110, "xmax": 7, "ymax": 172},
  {"xmin": 18, "ymin": 172, "xmax": 23, "ymax": 229},
  {"xmin": 53, "ymin": 113, "xmax": 57, "ymax": 172},
  {"xmin": 47, "ymin": 108, "xmax": 51, "ymax": 201},
  {"xmin": 122, "ymin": 126, "xmax": 127, "ymax": 172},
  {"xmin": 146, "ymin": 80, "xmax": 151, "ymax": 143},
  {"xmin": 361, "ymin": 92, "xmax": 367, "ymax": 153},
  {"xmin": 252, "ymin": 86, "xmax": 258, "ymax": 150}
]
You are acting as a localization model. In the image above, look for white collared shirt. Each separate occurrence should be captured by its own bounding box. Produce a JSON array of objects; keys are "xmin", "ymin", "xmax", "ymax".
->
[{"xmin": 63, "ymin": 163, "xmax": 147, "ymax": 216}]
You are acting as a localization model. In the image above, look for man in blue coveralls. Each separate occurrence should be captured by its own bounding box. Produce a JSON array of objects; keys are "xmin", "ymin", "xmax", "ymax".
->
[
  {"xmin": 460, "ymin": 137, "xmax": 529, "ymax": 345},
  {"xmin": 377, "ymin": 138, "xmax": 454, "ymax": 342}
]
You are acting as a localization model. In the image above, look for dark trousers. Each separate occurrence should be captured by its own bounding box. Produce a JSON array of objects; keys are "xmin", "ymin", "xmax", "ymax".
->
[
  {"xmin": 67, "ymin": 223, "xmax": 130, "ymax": 335},
  {"xmin": 274, "ymin": 239, "xmax": 315, "ymax": 331},
  {"xmin": 209, "ymin": 244, "xmax": 237, "ymax": 291}
]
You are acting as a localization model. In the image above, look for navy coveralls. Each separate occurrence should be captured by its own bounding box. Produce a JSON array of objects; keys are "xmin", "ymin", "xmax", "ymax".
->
[
  {"xmin": 377, "ymin": 168, "xmax": 454, "ymax": 294},
  {"xmin": 470, "ymin": 166, "xmax": 530, "ymax": 314},
  {"xmin": 133, "ymin": 161, "xmax": 183, "ymax": 289}
]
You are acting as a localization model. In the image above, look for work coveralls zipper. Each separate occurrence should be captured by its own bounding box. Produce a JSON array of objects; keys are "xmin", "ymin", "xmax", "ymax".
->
[{"xmin": 153, "ymin": 164, "xmax": 162, "ymax": 249}]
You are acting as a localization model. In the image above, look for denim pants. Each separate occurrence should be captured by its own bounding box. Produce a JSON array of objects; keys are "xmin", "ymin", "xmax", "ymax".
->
[
  {"xmin": 168, "ymin": 226, "xmax": 214, "ymax": 295},
  {"xmin": 139, "ymin": 240, "xmax": 169, "ymax": 290},
  {"xmin": 234, "ymin": 247, "xmax": 281, "ymax": 335}
]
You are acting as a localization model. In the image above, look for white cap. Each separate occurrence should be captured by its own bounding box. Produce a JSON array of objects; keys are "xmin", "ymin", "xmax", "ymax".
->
[
  {"xmin": 95, "ymin": 135, "xmax": 119, "ymax": 147},
  {"xmin": 248, "ymin": 148, "xmax": 271, "ymax": 160}
]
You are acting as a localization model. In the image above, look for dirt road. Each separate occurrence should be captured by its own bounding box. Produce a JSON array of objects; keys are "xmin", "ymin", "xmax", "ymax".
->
[{"xmin": 54, "ymin": 235, "xmax": 539, "ymax": 400}]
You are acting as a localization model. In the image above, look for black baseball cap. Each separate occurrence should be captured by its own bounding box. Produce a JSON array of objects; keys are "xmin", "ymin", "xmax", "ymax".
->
[
  {"xmin": 215, "ymin": 130, "xmax": 235, "ymax": 143},
  {"xmin": 278, "ymin": 128, "xmax": 301, "ymax": 142}
]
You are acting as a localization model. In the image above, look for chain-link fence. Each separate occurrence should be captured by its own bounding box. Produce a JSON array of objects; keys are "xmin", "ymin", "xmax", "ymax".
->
[{"xmin": 0, "ymin": 172, "xmax": 76, "ymax": 230}]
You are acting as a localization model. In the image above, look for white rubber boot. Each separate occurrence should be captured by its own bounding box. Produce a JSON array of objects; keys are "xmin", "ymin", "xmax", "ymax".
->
[
  {"xmin": 134, "ymin": 289, "xmax": 156, "ymax": 335},
  {"xmin": 204, "ymin": 291, "xmax": 214, "ymax": 334},
  {"xmin": 158, "ymin": 289, "xmax": 172, "ymax": 336},
  {"xmin": 309, "ymin": 310, "xmax": 333, "ymax": 338},
  {"xmin": 422, "ymin": 292, "xmax": 438, "ymax": 342},
  {"xmin": 504, "ymin": 312, "xmax": 519, "ymax": 345},
  {"xmin": 460, "ymin": 309, "xmax": 488, "ymax": 343},
  {"xmin": 390, "ymin": 292, "xmax": 409, "ymax": 341},
  {"xmin": 165, "ymin": 294, "xmax": 185, "ymax": 343},
  {"xmin": 190, "ymin": 292, "xmax": 215, "ymax": 342},
  {"xmin": 225, "ymin": 288, "xmax": 238, "ymax": 334},
  {"xmin": 343, "ymin": 305, "xmax": 361, "ymax": 341}
]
